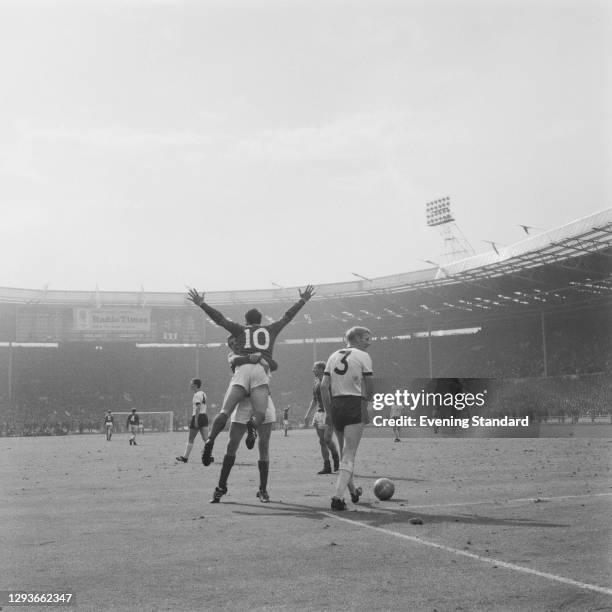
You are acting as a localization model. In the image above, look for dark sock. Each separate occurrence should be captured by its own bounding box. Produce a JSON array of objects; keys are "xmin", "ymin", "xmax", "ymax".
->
[
  {"xmin": 258, "ymin": 460, "xmax": 269, "ymax": 490},
  {"xmin": 219, "ymin": 454, "xmax": 235, "ymax": 489}
]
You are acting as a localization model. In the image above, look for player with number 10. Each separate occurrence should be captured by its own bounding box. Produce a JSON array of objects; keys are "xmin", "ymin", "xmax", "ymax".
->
[{"xmin": 187, "ymin": 285, "xmax": 315, "ymax": 465}]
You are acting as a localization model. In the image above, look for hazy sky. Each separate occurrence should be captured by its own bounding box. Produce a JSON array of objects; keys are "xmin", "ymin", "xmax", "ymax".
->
[{"xmin": 1, "ymin": 0, "xmax": 609, "ymax": 292}]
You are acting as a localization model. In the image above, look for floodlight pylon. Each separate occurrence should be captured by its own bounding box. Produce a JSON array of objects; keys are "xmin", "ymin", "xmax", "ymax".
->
[{"xmin": 426, "ymin": 197, "xmax": 475, "ymax": 264}]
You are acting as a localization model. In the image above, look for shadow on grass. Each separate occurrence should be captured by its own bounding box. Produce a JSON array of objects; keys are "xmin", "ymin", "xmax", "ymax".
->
[
  {"xmin": 347, "ymin": 500, "xmax": 568, "ymax": 530},
  {"xmin": 216, "ymin": 499, "xmax": 567, "ymax": 530}
]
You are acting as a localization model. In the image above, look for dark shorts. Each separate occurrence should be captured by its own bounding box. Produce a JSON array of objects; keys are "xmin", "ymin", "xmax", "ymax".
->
[
  {"xmin": 330, "ymin": 396, "xmax": 363, "ymax": 432},
  {"xmin": 190, "ymin": 414, "xmax": 209, "ymax": 430}
]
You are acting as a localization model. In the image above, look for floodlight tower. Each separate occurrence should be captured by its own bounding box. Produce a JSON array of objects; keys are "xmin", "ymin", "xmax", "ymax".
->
[{"xmin": 425, "ymin": 197, "xmax": 475, "ymax": 264}]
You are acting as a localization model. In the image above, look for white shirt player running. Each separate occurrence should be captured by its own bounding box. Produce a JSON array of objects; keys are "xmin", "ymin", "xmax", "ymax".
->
[
  {"xmin": 324, "ymin": 347, "xmax": 373, "ymax": 397},
  {"xmin": 192, "ymin": 390, "xmax": 207, "ymax": 416}
]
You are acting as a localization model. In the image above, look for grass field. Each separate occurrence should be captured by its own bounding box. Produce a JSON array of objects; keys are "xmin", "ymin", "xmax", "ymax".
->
[{"xmin": 2, "ymin": 428, "xmax": 611, "ymax": 611}]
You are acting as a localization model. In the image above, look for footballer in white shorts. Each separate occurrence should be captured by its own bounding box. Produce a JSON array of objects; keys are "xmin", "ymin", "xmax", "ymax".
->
[
  {"xmin": 232, "ymin": 395, "xmax": 276, "ymax": 425},
  {"xmin": 229, "ymin": 362, "xmax": 271, "ymax": 394}
]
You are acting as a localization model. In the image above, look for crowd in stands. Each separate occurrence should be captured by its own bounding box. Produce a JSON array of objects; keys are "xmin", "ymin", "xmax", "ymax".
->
[{"xmin": 0, "ymin": 309, "xmax": 609, "ymax": 436}]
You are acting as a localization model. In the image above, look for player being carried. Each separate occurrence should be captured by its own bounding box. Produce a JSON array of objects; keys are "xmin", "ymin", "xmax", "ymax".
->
[{"xmin": 187, "ymin": 284, "xmax": 315, "ymax": 466}]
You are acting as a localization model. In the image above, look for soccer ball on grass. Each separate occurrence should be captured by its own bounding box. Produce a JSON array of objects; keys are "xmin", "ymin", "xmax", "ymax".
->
[{"xmin": 373, "ymin": 477, "xmax": 395, "ymax": 500}]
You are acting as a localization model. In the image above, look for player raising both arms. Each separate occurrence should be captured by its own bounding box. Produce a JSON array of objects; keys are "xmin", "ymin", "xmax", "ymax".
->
[
  {"xmin": 320, "ymin": 326, "xmax": 374, "ymax": 511},
  {"xmin": 187, "ymin": 285, "xmax": 315, "ymax": 466}
]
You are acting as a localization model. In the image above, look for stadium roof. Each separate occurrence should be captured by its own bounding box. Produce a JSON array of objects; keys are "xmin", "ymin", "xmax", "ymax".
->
[
  {"xmin": 427, "ymin": 209, "xmax": 612, "ymax": 284},
  {"xmin": 1, "ymin": 209, "xmax": 610, "ymax": 332}
]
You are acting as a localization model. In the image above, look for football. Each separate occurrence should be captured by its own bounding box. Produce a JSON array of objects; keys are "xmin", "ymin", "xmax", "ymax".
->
[{"xmin": 373, "ymin": 477, "xmax": 395, "ymax": 500}]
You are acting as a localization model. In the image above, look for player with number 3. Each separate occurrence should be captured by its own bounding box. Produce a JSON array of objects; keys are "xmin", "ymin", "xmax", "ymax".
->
[{"xmin": 320, "ymin": 326, "xmax": 374, "ymax": 511}]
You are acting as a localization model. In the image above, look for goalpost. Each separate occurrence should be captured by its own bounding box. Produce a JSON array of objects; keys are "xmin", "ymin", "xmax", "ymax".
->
[{"xmin": 112, "ymin": 411, "xmax": 174, "ymax": 433}]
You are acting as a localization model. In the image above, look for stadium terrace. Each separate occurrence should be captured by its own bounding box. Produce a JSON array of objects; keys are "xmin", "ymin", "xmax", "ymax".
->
[{"xmin": 0, "ymin": 209, "xmax": 610, "ymax": 436}]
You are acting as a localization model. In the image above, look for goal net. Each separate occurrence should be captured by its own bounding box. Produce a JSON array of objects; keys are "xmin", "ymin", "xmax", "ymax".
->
[{"xmin": 111, "ymin": 411, "xmax": 174, "ymax": 433}]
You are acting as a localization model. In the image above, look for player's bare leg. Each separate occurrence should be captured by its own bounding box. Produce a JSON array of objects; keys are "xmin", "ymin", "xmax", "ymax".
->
[
  {"xmin": 316, "ymin": 427, "xmax": 331, "ymax": 473},
  {"xmin": 316, "ymin": 425, "xmax": 339, "ymax": 474},
  {"xmin": 334, "ymin": 428, "xmax": 357, "ymax": 495},
  {"xmin": 177, "ymin": 425, "xmax": 208, "ymax": 463},
  {"xmin": 197, "ymin": 425, "xmax": 208, "ymax": 460},
  {"xmin": 330, "ymin": 427, "xmax": 345, "ymax": 510},
  {"xmin": 244, "ymin": 385, "xmax": 269, "ymax": 450},
  {"xmin": 323, "ymin": 425, "xmax": 339, "ymax": 472},
  {"xmin": 331, "ymin": 423, "xmax": 364, "ymax": 509},
  {"xmin": 202, "ymin": 385, "xmax": 247, "ymax": 466},
  {"xmin": 335, "ymin": 429, "xmax": 344, "ymax": 457},
  {"xmin": 214, "ymin": 385, "xmax": 247, "ymax": 437}
]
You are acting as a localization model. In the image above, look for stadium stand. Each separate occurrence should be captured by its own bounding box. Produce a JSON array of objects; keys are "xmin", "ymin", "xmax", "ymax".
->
[{"xmin": 1, "ymin": 210, "xmax": 610, "ymax": 435}]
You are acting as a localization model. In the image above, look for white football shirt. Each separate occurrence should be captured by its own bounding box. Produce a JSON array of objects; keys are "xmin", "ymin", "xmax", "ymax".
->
[
  {"xmin": 324, "ymin": 347, "xmax": 373, "ymax": 397},
  {"xmin": 192, "ymin": 390, "xmax": 207, "ymax": 416}
]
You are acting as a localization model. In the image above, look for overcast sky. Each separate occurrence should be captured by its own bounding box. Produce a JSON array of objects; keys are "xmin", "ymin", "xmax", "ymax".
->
[{"xmin": 1, "ymin": 0, "xmax": 609, "ymax": 293}]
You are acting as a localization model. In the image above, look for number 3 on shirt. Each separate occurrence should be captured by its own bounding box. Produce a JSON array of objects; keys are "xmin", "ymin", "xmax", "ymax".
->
[
  {"xmin": 334, "ymin": 350, "xmax": 352, "ymax": 375},
  {"xmin": 244, "ymin": 327, "xmax": 271, "ymax": 350}
]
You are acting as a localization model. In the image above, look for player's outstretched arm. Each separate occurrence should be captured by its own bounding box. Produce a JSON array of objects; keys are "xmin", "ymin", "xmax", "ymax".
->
[
  {"xmin": 272, "ymin": 284, "xmax": 316, "ymax": 332},
  {"xmin": 187, "ymin": 287, "xmax": 204, "ymax": 307},
  {"xmin": 299, "ymin": 284, "xmax": 315, "ymax": 302},
  {"xmin": 187, "ymin": 287, "xmax": 243, "ymax": 335}
]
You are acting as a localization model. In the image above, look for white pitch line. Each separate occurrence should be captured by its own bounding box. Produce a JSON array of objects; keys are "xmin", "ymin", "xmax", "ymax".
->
[
  {"xmin": 321, "ymin": 512, "xmax": 612, "ymax": 597},
  {"xmin": 400, "ymin": 491, "xmax": 612, "ymax": 510}
]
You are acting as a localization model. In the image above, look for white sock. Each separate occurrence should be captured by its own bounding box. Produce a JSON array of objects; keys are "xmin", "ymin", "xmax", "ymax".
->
[{"xmin": 334, "ymin": 460, "xmax": 354, "ymax": 499}]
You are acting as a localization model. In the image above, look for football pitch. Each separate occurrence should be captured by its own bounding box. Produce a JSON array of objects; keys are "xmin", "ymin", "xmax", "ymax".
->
[{"xmin": 2, "ymin": 429, "xmax": 611, "ymax": 611}]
